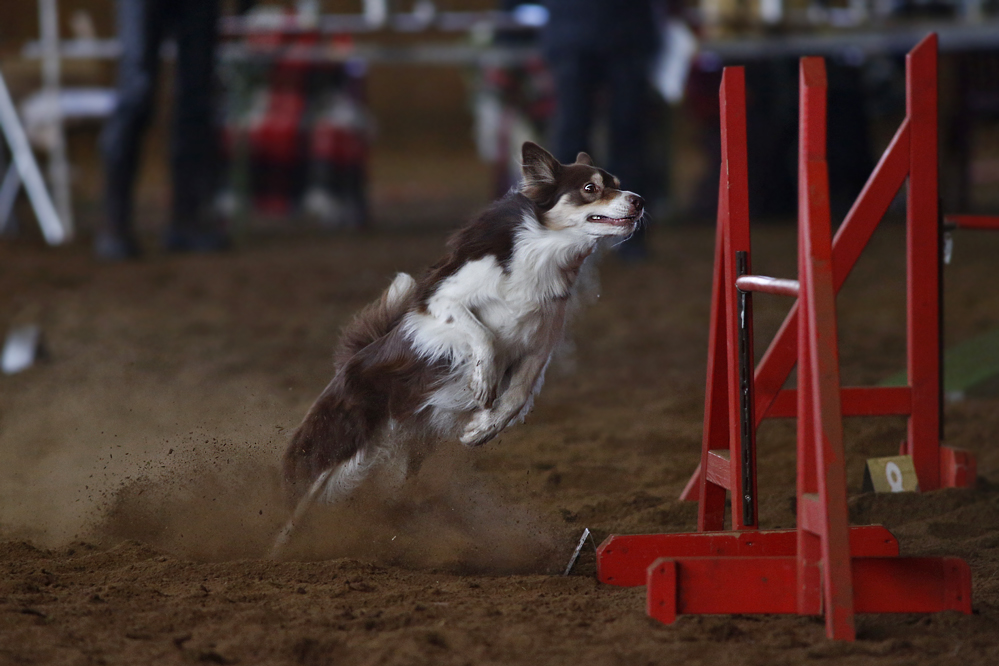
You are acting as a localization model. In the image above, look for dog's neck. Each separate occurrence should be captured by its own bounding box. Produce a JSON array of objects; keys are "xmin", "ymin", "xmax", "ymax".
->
[{"xmin": 510, "ymin": 213, "xmax": 597, "ymax": 302}]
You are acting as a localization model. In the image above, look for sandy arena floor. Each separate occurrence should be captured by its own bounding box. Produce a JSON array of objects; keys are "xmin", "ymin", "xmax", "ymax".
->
[{"xmin": 2, "ymin": 220, "xmax": 999, "ymax": 665}]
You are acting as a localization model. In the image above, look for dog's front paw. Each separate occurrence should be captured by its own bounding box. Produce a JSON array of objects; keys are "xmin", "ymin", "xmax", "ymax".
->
[
  {"xmin": 460, "ymin": 410, "xmax": 500, "ymax": 447},
  {"xmin": 470, "ymin": 360, "xmax": 497, "ymax": 409}
]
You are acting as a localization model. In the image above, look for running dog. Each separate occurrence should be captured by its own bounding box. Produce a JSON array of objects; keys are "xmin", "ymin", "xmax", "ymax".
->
[{"xmin": 275, "ymin": 142, "xmax": 643, "ymax": 549}]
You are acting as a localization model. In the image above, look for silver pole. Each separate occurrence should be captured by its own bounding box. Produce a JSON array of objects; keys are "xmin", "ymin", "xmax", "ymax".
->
[
  {"xmin": 0, "ymin": 160, "xmax": 22, "ymax": 231},
  {"xmin": 39, "ymin": 0, "xmax": 74, "ymax": 240},
  {"xmin": 0, "ymin": 70, "xmax": 67, "ymax": 245}
]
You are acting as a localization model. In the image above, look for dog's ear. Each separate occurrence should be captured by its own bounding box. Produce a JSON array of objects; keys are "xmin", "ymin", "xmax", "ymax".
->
[
  {"xmin": 574, "ymin": 151, "xmax": 593, "ymax": 166},
  {"xmin": 521, "ymin": 142, "xmax": 561, "ymax": 190}
]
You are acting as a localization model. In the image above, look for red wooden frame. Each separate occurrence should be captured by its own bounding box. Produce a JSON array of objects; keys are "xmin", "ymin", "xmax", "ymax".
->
[
  {"xmin": 595, "ymin": 37, "xmax": 974, "ymax": 641},
  {"xmin": 680, "ymin": 33, "xmax": 975, "ymax": 503}
]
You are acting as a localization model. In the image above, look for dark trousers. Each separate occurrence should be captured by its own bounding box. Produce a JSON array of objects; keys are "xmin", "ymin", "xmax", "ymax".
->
[
  {"xmin": 547, "ymin": 49, "xmax": 651, "ymax": 195},
  {"xmin": 100, "ymin": 0, "xmax": 219, "ymax": 236},
  {"xmin": 547, "ymin": 49, "xmax": 652, "ymax": 247}
]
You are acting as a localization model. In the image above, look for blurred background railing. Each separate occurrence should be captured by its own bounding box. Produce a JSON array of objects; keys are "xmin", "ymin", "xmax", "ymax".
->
[{"xmin": 1, "ymin": 0, "xmax": 998, "ymax": 243}]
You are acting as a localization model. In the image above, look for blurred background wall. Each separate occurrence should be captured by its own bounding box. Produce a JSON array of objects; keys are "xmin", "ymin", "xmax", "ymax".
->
[{"xmin": 1, "ymin": 0, "xmax": 997, "ymax": 242}]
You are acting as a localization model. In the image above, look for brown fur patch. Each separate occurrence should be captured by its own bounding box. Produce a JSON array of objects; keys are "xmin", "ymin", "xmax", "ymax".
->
[
  {"xmin": 414, "ymin": 192, "xmax": 532, "ymax": 306},
  {"xmin": 282, "ymin": 281, "xmax": 442, "ymax": 501}
]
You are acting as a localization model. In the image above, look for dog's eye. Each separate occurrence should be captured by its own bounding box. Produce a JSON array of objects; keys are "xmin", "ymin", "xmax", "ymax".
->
[{"xmin": 583, "ymin": 183, "xmax": 597, "ymax": 193}]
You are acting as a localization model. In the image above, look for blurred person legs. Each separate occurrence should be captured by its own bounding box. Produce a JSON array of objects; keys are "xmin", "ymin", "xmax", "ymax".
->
[
  {"xmin": 606, "ymin": 52, "xmax": 652, "ymax": 259},
  {"xmin": 98, "ymin": 0, "xmax": 164, "ymax": 259},
  {"xmin": 98, "ymin": 0, "xmax": 226, "ymax": 260},
  {"xmin": 548, "ymin": 53, "xmax": 598, "ymax": 166},
  {"xmin": 163, "ymin": 0, "xmax": 228, "ymax": 253},
  {"xmin": 548, "ymin": 50, "xmax": 653, "ymax": 259}
]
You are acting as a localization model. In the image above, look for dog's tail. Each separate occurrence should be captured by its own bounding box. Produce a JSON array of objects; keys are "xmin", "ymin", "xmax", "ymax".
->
[{"xmin": 282, "ymin": 384, "xmax": 361, "ymax": 504}]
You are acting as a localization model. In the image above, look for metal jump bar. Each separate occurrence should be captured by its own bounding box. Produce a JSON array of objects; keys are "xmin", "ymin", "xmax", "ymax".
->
[{"xmin": 735, "ymin": 275, "xmax": 800, "ymax": 297}]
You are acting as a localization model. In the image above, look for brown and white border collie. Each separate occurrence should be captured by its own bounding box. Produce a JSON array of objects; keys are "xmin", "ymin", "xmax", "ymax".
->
[{"xmin": 274, "ymin": 142, "xmax": 643, "ymax": 550}]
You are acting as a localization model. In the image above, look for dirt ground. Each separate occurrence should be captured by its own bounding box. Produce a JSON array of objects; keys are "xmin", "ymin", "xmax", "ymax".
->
[{"xmin": 2, "ymin": 214, "xmax": 999, "ymax": 666}]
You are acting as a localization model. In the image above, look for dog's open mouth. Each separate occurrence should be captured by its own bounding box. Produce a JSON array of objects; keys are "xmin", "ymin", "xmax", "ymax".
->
[{"xmin": 587, "ymin": 214, "xmax": 637, "ymax": 226}]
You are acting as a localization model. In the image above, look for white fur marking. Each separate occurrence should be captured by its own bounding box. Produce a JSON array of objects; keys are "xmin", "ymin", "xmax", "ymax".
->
[
  {"xmin": 386, "ymin": 272, "xmax": 416, "ymax": 307},
  {"xmin": 320, "ymin": 449, "xmax": 376, "ymax": 503}
]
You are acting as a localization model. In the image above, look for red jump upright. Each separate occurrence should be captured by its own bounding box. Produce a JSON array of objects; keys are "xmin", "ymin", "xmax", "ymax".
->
[
  {"xmin": 595, "ymin": 36, "xmax": 974, "ymax": 641},
  {"xmin": 693, "ymin": 65, "xmax": 756, "ymax": 533}
]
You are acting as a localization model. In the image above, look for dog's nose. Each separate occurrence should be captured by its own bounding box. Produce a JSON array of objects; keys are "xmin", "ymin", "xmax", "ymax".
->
[{"xmin": 628, "ymin": 194, "xmax": 645, "ymax": 214}]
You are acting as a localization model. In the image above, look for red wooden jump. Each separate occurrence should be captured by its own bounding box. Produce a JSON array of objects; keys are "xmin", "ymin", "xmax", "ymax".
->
[
  {"xmin": 595, "ymin": 35, "xmax": 974, "ymax": 641},
  {"xmin": 679, "ymin": 31, "xmax": 976, "ymax": 501}
]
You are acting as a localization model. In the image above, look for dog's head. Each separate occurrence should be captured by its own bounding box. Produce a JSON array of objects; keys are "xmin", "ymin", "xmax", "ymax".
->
[{"xmin": 519, "ymin": 142, "xmax": 644, "ymax": 237}]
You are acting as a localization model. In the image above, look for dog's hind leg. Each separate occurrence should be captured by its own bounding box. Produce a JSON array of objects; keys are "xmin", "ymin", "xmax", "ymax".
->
[
  {"xmin": 270, "ymin": 467, "xmax": 334, "ymax": 559},
  {"xmin": 270, "ymin": 448, "xmax": 379, "ymax": 559},
  {"xmin": 372, "ymin": 424, "xmax": 437, "ymax": 495},
  {"xmin": 317, "ymin": 447, "xmax": 381, "ymax": 501}
]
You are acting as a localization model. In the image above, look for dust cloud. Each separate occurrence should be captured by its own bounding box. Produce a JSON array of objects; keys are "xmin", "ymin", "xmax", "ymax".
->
[
  {"xmin": 86, "ymin": 440, "xmax": 569, "ymax": 574},
  {"xmin": 0, "ymin": 397, "xmax": 570, "ymax": 574},
  {"xmin": 273, "ymin": 449, "xmax": 569, "ymax": 574}
]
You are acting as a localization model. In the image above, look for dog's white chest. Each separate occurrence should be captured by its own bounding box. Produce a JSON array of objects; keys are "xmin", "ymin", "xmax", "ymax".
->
[
  {"xmin": 457, "ymin": 255, "xmax": 568, "ymax": 352},
  {"xmin": 404, "ymin": 251, "xmax": 572, "ymax": 368},
  {"xmin": 477, "ymin": 285, "xmax": 564, "ymax": 354}
]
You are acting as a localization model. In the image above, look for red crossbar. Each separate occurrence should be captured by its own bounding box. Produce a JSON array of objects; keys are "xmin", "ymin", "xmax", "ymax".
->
[
  {"xmin": 945, "ymin": 215, "xmax": 999, "ymax": 231},
  {"xmin": 946, "ymin": 215, "xmax": 999, "ymax": 230},
  {"xmin": 597, "ymin": 525, "xmax": 899, "ymax": 587},
  {"xmin": 646, "ymin": 556, "xmax": 972, "ymax": 625}
]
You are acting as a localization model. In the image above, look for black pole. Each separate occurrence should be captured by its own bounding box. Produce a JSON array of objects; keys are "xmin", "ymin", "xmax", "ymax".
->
[{"xmin": 736, "ymin": 250, "xmax": 756, "ymax": 527}]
